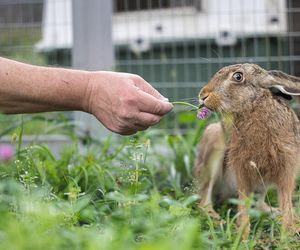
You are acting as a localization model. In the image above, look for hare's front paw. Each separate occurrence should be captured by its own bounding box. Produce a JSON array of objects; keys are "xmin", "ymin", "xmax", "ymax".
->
[
  {"xmin": 199, "ymin": 204, "xmax": 222, "ymax": 221},
  {"xmin": 257, "ymin": 201, "xmax": 280, "ymax": 217}
]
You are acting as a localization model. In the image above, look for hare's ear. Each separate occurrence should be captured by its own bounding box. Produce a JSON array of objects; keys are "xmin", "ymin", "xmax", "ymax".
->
[{"xmin": 265, "ymin": 70, "xmax": 300, "ymax": 99}]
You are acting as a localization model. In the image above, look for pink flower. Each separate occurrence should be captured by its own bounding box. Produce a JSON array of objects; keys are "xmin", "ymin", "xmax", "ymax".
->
[
  {"xmin": 197, "ymin": 107, "xmax": 211, "ymax": 120},
  {"xmin": 0, "ymin": 144, "xmax": 14, "ymax": 161}
]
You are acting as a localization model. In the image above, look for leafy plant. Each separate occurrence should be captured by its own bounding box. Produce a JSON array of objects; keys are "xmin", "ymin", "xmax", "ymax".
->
[{"xmin": 0, "ymin": 112, "xmax": 299, "ymax": 250}]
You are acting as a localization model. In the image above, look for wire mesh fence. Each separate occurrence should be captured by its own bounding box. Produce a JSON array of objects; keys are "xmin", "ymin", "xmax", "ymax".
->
[
  {"xmin": 113, "ymin": 0, "xmax": 296, "ymax": 101},
  {"xmin": 0, "ymin": 0, "xmax": 44, "ymax": 64},
  {"xmin": 1, "ymin": 0, "xmax": 300, "ymax": 132}
]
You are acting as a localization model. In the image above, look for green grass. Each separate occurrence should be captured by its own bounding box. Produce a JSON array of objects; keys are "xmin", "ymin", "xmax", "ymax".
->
[{"xmin": 0, "ymin": 113, "xmax": 300, "ymax": 250}]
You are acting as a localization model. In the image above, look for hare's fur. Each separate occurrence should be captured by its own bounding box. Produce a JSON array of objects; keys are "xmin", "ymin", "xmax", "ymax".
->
[{"xmin": 194, "ymin": 64, "xmax": 300, "ymax": 238}]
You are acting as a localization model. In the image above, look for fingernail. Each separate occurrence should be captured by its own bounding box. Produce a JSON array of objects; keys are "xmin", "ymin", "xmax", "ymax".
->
[{"xmin": 158, "ymin": 95, "xmax": 170, "ymax": 103}]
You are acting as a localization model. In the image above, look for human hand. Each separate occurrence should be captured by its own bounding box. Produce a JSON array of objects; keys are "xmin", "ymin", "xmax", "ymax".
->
[{"xmin": 83, "ymin": 71, "xmax": 173, "ymax": 135}]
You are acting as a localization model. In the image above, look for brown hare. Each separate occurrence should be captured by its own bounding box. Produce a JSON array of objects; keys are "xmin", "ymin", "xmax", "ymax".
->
[{"xmin": 194, "ymin": 63, "xmax": 300, "ymax": 238}]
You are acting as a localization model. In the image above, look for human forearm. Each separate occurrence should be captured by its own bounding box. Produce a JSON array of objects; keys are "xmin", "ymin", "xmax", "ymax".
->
[
  {"xmin": 0, "ymin": 57, "xmax": 173, "ymax": 135},
  {"xmin": 0, "ymin": 57, "xmax": 89, "ymax": 114}
]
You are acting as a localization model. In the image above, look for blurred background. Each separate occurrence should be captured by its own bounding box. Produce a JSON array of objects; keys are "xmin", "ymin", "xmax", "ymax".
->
[{"xmin": 0, "ymin": 0, "xmax": 299, "ymax": 137}]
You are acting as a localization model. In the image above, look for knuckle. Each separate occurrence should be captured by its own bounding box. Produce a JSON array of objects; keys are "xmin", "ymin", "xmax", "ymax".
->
[
  {"xmin": 150, "ymin": 116, "xmax": 160, "ymax": 124},
  {"xmin": 131, "ymin": 74, "xmax": 143, "ymax": 82},
  {"xmin": 126, "ymin": 97, "xmax": 137, "ymax": 107},
  {"xmin": 113, "ymin": 123, "xmax": 123, "ymax": 132},
  {"xmin": 153, "ymin": 102, "xmax": 163, "ymax": 114},
  {"xmin": 118, "ymin": 109, "xmax": 132, "ymax": 120},
  {"xmin": 114, "ymin": 123, "xmax": 130, "ymax": 135},
  {"xmin": 122, "ymin": 96, "xmax": 137, "ymax": 107}
]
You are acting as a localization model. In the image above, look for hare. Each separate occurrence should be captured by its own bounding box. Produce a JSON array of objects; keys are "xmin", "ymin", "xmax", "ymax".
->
[{"xmin": 194, "ymin": 63, "xmax": 300, "ymax": 238}]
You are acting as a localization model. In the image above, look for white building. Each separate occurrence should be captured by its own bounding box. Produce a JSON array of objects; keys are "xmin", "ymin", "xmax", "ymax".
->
[{"xmin": 36, "ymin": 0, "xmax": 287, "ymax": 54}]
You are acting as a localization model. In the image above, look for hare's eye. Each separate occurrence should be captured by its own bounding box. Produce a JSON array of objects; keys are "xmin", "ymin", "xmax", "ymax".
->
[{"xmin": 233, "ymin": 72, "xmax": 243, "ymax": 82}]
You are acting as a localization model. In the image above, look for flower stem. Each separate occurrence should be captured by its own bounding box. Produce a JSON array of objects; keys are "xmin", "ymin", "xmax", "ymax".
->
[{"xmin": 171, "ymin": 102, "xmax": 199, "ymax": 109}]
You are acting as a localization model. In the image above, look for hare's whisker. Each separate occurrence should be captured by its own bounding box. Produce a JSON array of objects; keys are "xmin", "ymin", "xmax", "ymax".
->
[
  {"xmin": 177, "ymin": 97, "xmax": 198, "ymax": 102},
  {"xmin": 187, "ymin": 107, "xmax": 198, "ymax": 112}
]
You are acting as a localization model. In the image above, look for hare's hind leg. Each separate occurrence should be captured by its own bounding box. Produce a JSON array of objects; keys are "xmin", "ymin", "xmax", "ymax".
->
[
  {"xmin": 195, "ymin": 156, "xmax": 224, "ymax": 219},
  {"xmin": 278, "ymin": 179, "xmax": 299, "ymax": 233},
  {"xmin": 236, "ymin": 183, "xmax": 252, "ymax": 240},
  {"xmin": 194, "ymin": 123, "xmax": 226, "ymax": 219}
]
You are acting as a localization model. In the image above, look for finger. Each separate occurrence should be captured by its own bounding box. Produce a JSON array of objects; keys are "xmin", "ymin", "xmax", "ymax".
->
[
  {"xmin": 118, "ymin": 113, "xmax": 161, "ymax": 135},
  {"xmin": 137, "ymin": 90, "xmax": 173, "ymax": 115},
  {"xmin": 119, "ymin": 125, "xmax": 149, "ymax": 135},
  {"xmin": 122, "ymin": 114, "xmax": 160, "ymax": 134},
  {"xmin": 134, "ymin": 77, "xmax": 169, "ymax": 101},
  {"xmin": 113, "ymin": 119, "xmax": 149, "ymax": 135},
  {"xmin": 134, "ymin": 112, "xmax": 162, "ymax": 127},
  {"xmin": 119, "ymin": 130, "xmax": 137, "ymax": 136}
]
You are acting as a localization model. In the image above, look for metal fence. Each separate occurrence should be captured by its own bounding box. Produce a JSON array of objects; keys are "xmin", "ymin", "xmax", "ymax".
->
[
  {"xmin": 1, "ymin": 0, "xmax": 300, "ymax": 132},
  {"xmin": 113, "ymin": 0, "xmax": 297, "ymax": 98},
  {"xmin": 0, "ymin": 0, "xmax": 43, "ymax": 64}
]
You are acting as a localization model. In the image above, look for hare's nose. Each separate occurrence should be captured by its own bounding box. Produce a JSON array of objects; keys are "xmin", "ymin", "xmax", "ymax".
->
[
  {"xmin": 199, "ymin": 88, "xmax": 210, "ymax": 107},
  {"xmin": 198, "ymin": 95, "xmax": 208, "ymax": 108}
]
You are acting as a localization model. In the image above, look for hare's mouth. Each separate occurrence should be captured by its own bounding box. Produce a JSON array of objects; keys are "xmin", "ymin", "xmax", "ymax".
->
[
  {"xmin": 197, "ymin": 99, "xmax": 216, "ymax": 119},
  {"xmin": 198, "ymin": 92, "xmax": 221, "ymax": 112}
]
